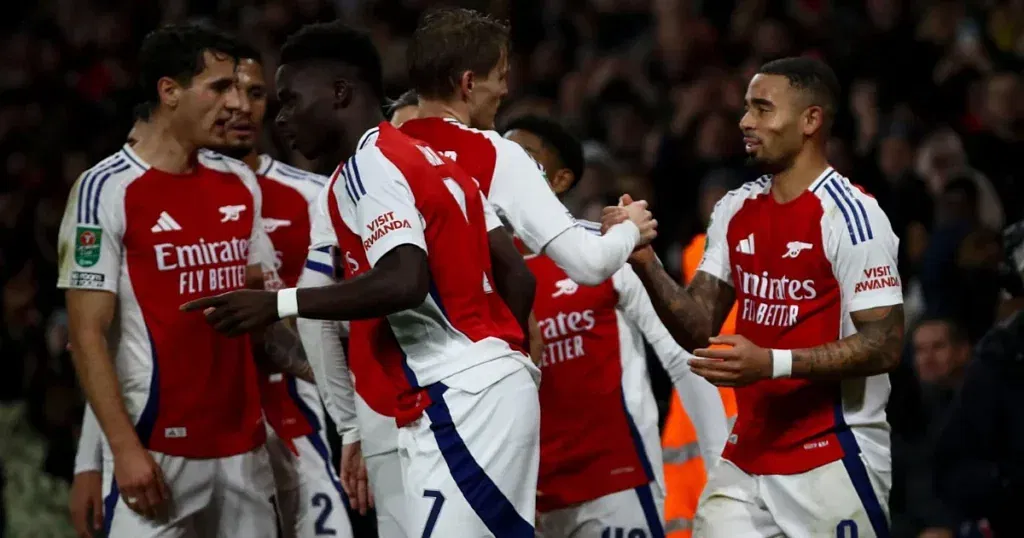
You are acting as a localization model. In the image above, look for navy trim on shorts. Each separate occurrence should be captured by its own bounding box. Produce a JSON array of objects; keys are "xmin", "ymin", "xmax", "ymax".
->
[
  {"xmin": 833, "ymin": 396, "xmax": 890, "ymax": 537},
  {"xmin": 423, "ymin": 383, "xmax": 534, "ymax": 537},
  {"xmin": 103, "ymin": 330, "xmax": 162, "ymax": 533},
  {"xmin": 285, "ymin": 377, "xmax": 352, "ymax": 509}
]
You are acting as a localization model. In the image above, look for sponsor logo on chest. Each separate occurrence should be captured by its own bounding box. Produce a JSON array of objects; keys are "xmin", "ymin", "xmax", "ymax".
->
[{"xmin": 732, "ymin": 233, "xmax": 825, "ymax": 329}]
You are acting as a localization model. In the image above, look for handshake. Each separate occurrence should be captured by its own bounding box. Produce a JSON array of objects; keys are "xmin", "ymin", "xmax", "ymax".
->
[{"xmin": 601, "ymin": 194, "xmax": 658, "ymax": 262}]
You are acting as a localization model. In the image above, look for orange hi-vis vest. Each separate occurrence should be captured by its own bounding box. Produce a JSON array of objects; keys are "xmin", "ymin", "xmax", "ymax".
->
[{"xmin": 662, "ymin": 233, "xmax": 739, "ymax": 537}]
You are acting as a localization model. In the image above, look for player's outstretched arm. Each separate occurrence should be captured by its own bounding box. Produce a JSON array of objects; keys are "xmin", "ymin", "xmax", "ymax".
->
[
  {"xmin": 789, "ymin": 305, "xmax": 904, "ymax": 378},
  {"xmin": 488, "ymin": 227, "xmax": 536, "ymax": 337},
  {"xmin": 243, "ymin": 264, "xmax": 316, "ymax": 383},
  {"xmin": 628, "ymin": 253, "xmax": 736, "ymax": 352}
]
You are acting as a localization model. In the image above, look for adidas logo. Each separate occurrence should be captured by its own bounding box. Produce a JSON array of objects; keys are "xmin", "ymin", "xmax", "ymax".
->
[
  {"xmin": 151, "ymin": 211, "xmax": 182, "ymax": 233},
  {"xmin": 735, "ymin": 233, "xmax": 755, "ymax": 255}
]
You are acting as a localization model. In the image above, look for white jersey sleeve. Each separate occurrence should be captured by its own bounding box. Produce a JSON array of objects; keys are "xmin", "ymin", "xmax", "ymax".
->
[
  {"xmin": 339, "ymin": 152, "xmax": 427, "ymax": 266},
  {"xmin": 696, "ymin": 185, "xmax": 757, "ymax": 286},
  {"xmin": 613, "ymin": 265, "xmax": 730, "ymax": 468},
  {"xmin": 823, "ymin": 183, "xmax": 903, "ymax": 313},
  {"xmin": 74, "ymin": 404, "xmax": 104, "ymax": 474},
  {"xmin": 57, "ymin": 155, "xmax": 133, "ymax": 293},
  {"xmin": 296, "ymin": 263, "xmax": 359, "ymax": 444},
  {"xmin": 481, "ymin": 194, "xmax": 504, "ymax": 232},
  {"xmin": 310, "ymin": 187, "xmax": 338, "ymax": 249},
  {"xmin": 487, "ymin": 135, "xmax": 576, "ymax": 252}
]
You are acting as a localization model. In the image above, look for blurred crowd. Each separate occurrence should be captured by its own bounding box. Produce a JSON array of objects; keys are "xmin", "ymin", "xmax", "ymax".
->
[{"xmin": 2, "ymin": 0, "xmax": 1022, "ymax": 536}]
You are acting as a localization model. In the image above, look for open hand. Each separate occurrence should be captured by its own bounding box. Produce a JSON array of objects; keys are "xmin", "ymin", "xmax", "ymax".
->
[
  {"xmin": 180, "ymin": 289, "xmax": 278, "ymax": 336},
  {"xmin": 689, "ymin": 334, "xmax": 772, "ymax": 387},
  {"xmin": 340, "ymin": 441, "xmax": 373, "ymax": 516}
]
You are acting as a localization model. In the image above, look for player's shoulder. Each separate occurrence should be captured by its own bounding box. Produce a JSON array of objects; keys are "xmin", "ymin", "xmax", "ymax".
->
[
  {"xmin": 258, "ymin": 155, "xmax": 328, "ymax": 202},
  {"xmin": 810, "ymin": 168, "xmax": 890, "ymax": 244},
  {"xmin": 73, "ymin": 147, "xmax": 148, "ymax": 206},
  {"xmin": 713, "ymin": 176, "xmax": 772, "ymax": 217},
  {"xmin": 198, "ymin": 149, "xmax": 252, "ymax": 178}
]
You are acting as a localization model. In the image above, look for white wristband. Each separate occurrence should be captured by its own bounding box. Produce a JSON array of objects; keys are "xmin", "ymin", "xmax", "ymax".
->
[
  {"xmin": 277, "ymin": 288, "xmax": 299, "ymax": 319},
  {"xmin": 771, "ymin": 349, "xmax": 793, "ymax": 379}
]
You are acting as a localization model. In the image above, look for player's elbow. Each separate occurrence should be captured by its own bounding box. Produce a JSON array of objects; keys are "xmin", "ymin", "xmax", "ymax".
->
[{"xmin": 392, "ymin": 268, "xmax": 430, "ymax": 311}]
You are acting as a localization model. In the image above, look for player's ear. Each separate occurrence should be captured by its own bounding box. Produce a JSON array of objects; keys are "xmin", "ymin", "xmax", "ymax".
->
[
  {"xmin": 803, "ymin": 105, "xmax": 825, "ymax": 136},
  {"xmin": 333, "ymin": 78, "xmax": 353, "ymax": 110},
  {"xmin": 157, "ymin": 77, "xmax": 182, "ymax": 109},
  {"xmin": 459, "ymin": 70, "xmax": 475, "ymax": 101}
]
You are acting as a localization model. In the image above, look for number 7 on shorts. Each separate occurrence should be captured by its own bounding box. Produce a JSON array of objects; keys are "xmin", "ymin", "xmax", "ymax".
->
[{"xmin": 421, "ymin": 490, "xmax": 445, "ymax": 538}]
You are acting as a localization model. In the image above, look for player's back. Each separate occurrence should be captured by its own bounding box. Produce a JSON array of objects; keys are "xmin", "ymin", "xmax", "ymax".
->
[
  {"xmin": 702, "ymin": 169, "xmax": 900, "ymax": 476},
  {"xmin": 58, "ymin": 146, "xmax": 266, "ymax": 458},
  {"xmin": 326, "ymin": 122, "xmax": 528, "ymax": 422},
  {"xmin": 398, "ymin": 117, "xmax": 575, "ymax": 253},
  {"xmin": 526, "ymin": 250, "xmax": 659, "ymax": 512}
]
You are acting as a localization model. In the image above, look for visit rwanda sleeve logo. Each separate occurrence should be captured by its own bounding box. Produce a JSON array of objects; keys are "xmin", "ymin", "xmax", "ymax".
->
[{"xmin": 75, "ymin": 226, "xmax": 102, "ymax": 267}]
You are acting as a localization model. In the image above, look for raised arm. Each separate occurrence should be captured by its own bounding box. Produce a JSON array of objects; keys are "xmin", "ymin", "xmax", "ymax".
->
[
  {"xmin": 487, "ymin": 137, "xmax": 654, "ymax": 286},
  {"xmin": 629, "ymin": 253, "xmax": 736, "ymax": 352}
]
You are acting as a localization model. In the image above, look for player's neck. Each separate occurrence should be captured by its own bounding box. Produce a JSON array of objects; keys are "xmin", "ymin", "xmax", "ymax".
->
[
  {"xmin": 331, "ymin": 108, "xmax": 384, "ymax": 165},
  {"xmin": 130, "ymin": 113, "xmax": 197, "ymax": 174},
  {"xmin": 241, "ymin": 151, "xmax": 261, "ymax": 173},
  {"xmin": 770, "ymin": 149, "xmax": 830, "ymax": 204},
  {"xmin": 416, "ymin": 98, "xmax": 470, "ymax": 127}
]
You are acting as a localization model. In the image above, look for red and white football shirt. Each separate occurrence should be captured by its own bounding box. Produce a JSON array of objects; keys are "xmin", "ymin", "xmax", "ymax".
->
[
  {"xmin": 57, "ymin": 145, "xmax": 274, "ymax": 458},
  {"xmin": 325, "ymin": 122, "xmax": 532, "ymax": 425},
  {"xmin": 527, "ymin": 253, "xmax": 665, "ymax": 512},
  {"xmin": 398, "ymin": 117, "xmax": 575, "ymax": 253},
  {"xmin": 254, "ymin": 154, "xmax": 329, "ymax": 442},
  {"xmin": 698, "ymin": 167, "xmax": 902, "ymax": 475}
]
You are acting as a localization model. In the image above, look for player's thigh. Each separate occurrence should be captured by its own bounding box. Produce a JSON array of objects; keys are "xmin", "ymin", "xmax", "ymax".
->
[
  {"xmin": 200, "ymin": 446, "xmax": 277, "ymax": 538},
  {"xmin": 765, "ymin": 457, "xmax": 890, "ymax": 538},
  {"xmin": 550, "ymin": 484, "xmax": 667, "ymax": 538},
  {"xmin": 292, "ymin": 433, "xmax": 354, "ymax": 538},
  {"xmin": 366, "ymin": 450, "xmax": 408, "ymax": 538},
  {"xmin": 103, "ymin": 452, "xmax": 211, "ymax": 538},
  {"xmin": 400, "ymin": 367, "xmax": 540, "ymax": 538},
  {"xmin": 693, "ymin": 459, "xmax": 781, "ymax": 538}
]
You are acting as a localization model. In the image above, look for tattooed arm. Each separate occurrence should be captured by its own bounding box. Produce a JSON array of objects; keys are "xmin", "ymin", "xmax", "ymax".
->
[
  {"xmin": 629, "ymin": 249, "xmax": 736, "ymax": 351},
  {"xmin": 789, "ymin": 305, "xmax": 904, "ymax": 378}
]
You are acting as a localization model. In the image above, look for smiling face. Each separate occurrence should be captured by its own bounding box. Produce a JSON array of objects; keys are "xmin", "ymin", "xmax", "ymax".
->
[{"xmin": 739, "ymin": 73, "xmax": 825, "ymax": 173}]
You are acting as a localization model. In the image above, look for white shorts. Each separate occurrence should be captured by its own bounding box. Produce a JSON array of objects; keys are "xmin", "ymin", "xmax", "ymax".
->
[
  {"xmin": 694, "ymin": 456, "xmax": 891, "ymax": 538},
  {"xmin": 398, "ymin": 365, "xmax": 540, "ymax": 538},
  {"xmin": 101, "ymin": 446, "xmax": 276, "ymax": 538},
  {"xmin": 537, "ymin": 482, "xmax": 667, "ymax": 538},
  {"xmin": 366, "ymin": 449, "xmax": 407, "ymax": 538},
  {"xmin": 266, "ymin": 428, "xmax": 353, "ymax": 538}
]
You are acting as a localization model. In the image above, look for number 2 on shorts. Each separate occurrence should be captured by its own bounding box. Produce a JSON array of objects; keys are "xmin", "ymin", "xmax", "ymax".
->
[
  {"xmin": 421, "ymin": 490, "xmax": 446, "ymax": 538},
  {"xmin": 312, "ymin": 493, "xmax": 337, "ymax": 536}
]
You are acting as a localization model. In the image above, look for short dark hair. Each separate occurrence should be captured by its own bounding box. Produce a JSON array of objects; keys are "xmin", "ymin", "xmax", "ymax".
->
[
  {"xmin": 388, "ymin": 89, "xmax": 419, "ymax": 115},
  {"xmin": 502, "ymin": 115, "xmax": 584, "ymax": 188},
  {"xmin": 758, "ymin": 56, "xmax": 840, "ymax": 131},
  {"xmin": 279, "ymin": 21, "xmax": 385, "ymax": 104},
  {"xmin": 137, "ymin": 24, "xmax": 242, "ymax": 120},
  {"xmin": 408, "ymin": 8, "xmax": 509, "ymax": 100}
]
